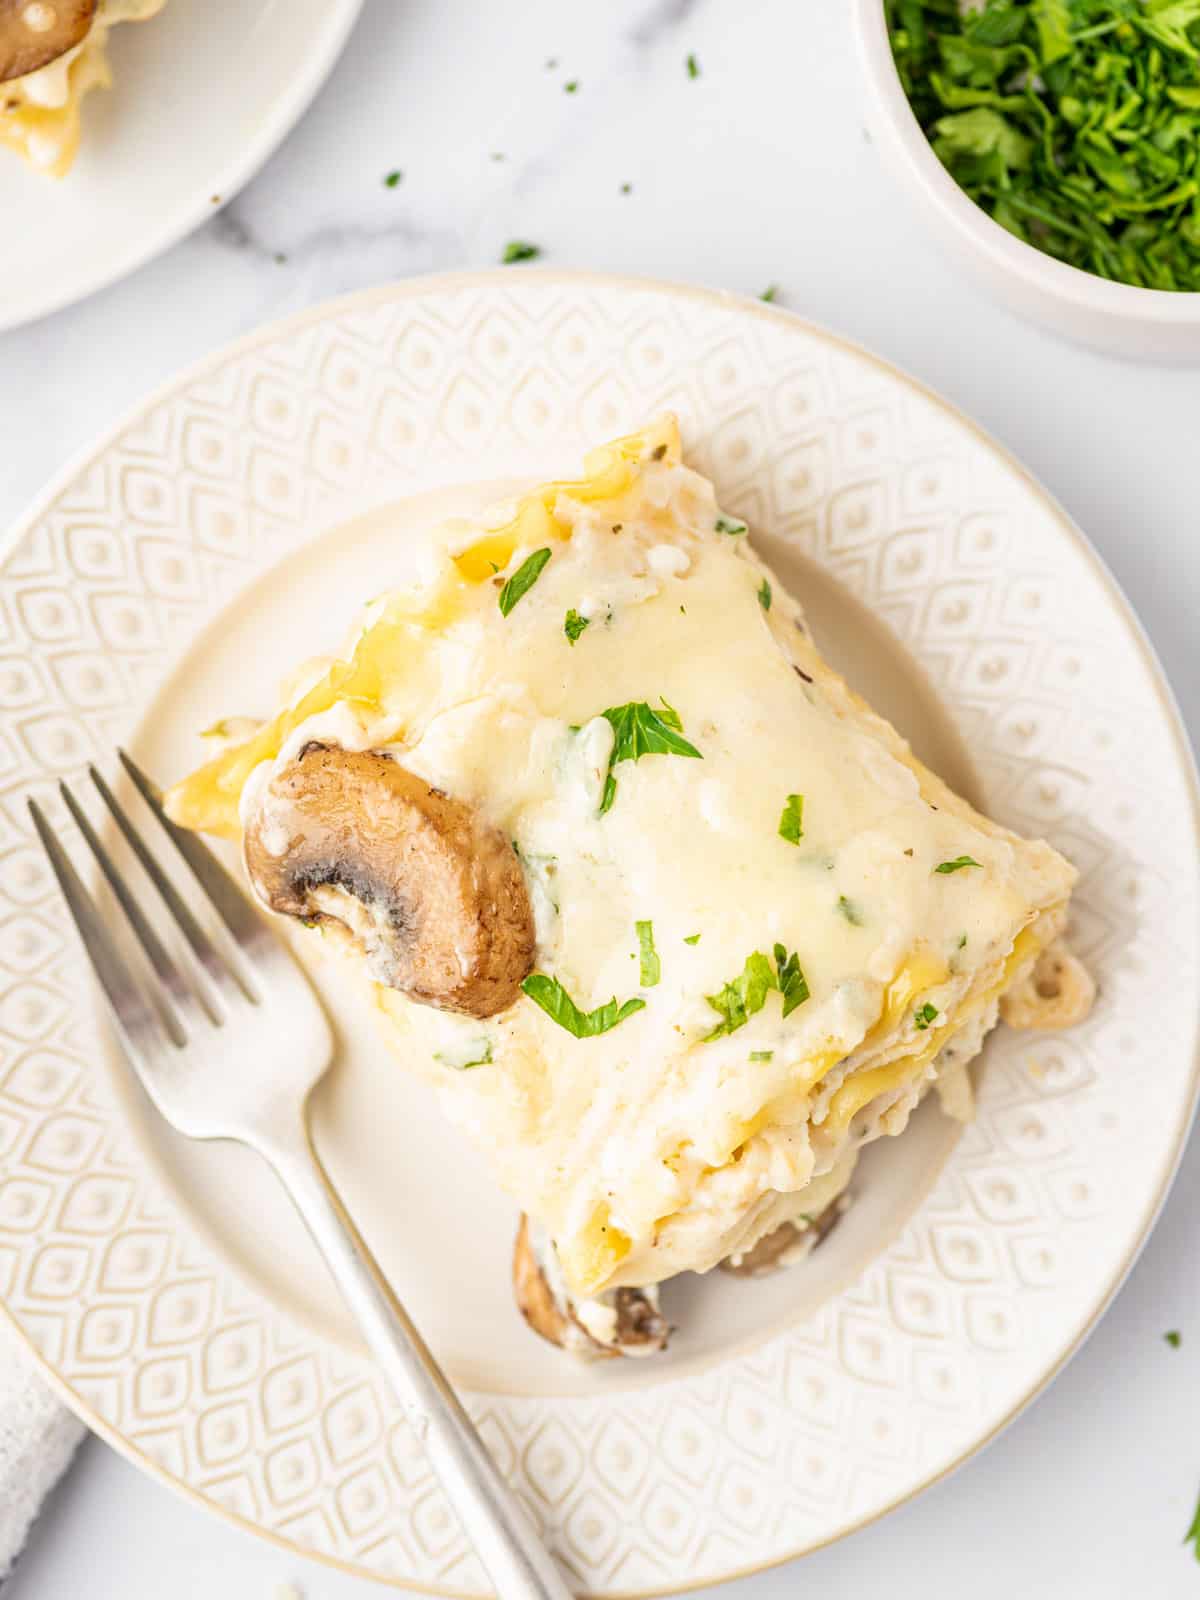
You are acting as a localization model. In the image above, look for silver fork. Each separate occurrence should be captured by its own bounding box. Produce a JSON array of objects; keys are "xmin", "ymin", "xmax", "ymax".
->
[{"xmin": 28, "ymin": 752, "xmax": 573, "ymax": 1600}]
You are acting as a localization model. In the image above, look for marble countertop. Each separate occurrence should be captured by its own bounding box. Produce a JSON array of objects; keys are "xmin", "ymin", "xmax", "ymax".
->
[{"xmin": 3, "ymin": 0, "xmax": 1199, "ymax": 1596}]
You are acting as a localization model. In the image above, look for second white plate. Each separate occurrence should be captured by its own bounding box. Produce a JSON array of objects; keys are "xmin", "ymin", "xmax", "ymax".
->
[{"xmin": 0, "ymin": 0, "xmax": 362, "ymax": 332}]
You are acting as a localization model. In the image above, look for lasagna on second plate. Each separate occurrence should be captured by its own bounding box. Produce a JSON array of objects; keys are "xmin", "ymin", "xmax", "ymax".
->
[
  {"xmin": 167, "ymin": 419, "xmax": 1092, "ymax": 1359},
  {"xmin": 0, "ymin": 1, "xmax": 164, "ymax": 176}
]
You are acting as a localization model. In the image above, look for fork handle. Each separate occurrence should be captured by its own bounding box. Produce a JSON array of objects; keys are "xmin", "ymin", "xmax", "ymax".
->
[{"xmin": 259, "ymin": 1116, "xmax": 575, "ymax": 1600}]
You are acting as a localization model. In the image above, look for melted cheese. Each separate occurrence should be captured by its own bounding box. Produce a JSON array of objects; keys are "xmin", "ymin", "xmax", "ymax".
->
[
  {"xmin": 168, "ymin": 419, "xmax": 1079, "ymax": 1298},
  {"xmin": 0, "ymin": 0, "xmax": 164, "ymax": 176}
]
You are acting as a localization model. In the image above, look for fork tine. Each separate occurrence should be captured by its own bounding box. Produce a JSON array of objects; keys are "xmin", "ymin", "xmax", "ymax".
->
[
  {"xmin": 116, "ymin": 750, "xmax": 268, "ymax": 978},
  {"xmin": 90, "ymin": 762, "xmax": 252, "ymax": 1005},
  {"xmin": 59, "ymin": 780, "xmax": 217, "ymax": 1033},
  {"xmin": 28, "ymin": 797, "xmax": 179, "ymax": 1067}
]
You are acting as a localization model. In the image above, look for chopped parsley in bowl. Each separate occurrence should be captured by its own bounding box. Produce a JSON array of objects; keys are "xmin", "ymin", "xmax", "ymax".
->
[{"xmin": 885, "ymin": 0, "xmax": 1200, "ymax": 292}]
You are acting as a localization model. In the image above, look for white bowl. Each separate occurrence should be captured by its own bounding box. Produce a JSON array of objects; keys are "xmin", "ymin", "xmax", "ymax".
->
[{"xmin": 853, "ymin": 0, "xmax": 1200, "ymax": 364}]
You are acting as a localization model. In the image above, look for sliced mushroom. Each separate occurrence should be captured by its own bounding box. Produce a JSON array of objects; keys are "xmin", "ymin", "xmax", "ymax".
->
[
  {"xmin": 513, "ymin": 1217, "xmax": 670, "ymax": 1360},
  {"xmin": 1, "ymin": 1, "xmax": 95, "ymax": 83},
  {"xmin": 719, "ymin": 1193, "xmax": 847, "ymax": 1279},
  {"xmin": 1001, "ymin": 939, "xmax": 1095, "ymax": 1030},
  {"xmin": 244, "ymin": 743, "xmax": 535, "ymax": 1018}
]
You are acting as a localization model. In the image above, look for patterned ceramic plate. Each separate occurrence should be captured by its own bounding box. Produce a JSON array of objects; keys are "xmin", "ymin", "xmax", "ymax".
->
[{"xmin": 2, "ymin": 273, "xmax": 1197, "ymax": 1594}]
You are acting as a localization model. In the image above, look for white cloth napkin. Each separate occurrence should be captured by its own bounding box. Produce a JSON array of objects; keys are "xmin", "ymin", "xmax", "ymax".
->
[{"xmin": 0, "ymin": 1325, "xmax": 84, "ymax": 1580}]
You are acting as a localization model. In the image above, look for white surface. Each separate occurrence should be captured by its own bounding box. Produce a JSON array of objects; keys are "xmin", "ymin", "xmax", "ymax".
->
[
  {"xmin": 0, "ymin": 0, "xmax": 1197, "ymax": 1596},
  {"xmin": 852, "ymin": 0, "xmax": 1200, "ymax": 363},
  {"xmin": 0, "ymin": 0, "xmax": 363, "ymax": 331}
]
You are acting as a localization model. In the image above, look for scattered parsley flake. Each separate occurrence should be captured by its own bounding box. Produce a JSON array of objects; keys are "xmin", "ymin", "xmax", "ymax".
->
[
  {"xmin": 715, "ymin": 515, "xmax": 748, "ymax": 536},
  {"xmin": 434, "ymin": 1038, "xmax": 493, "ymax": 1070},
  {"xmin": 636, "ymin": 920, "xmax": 661, "ymax": 987},
  {"xmin": 774, "ymin": 943, "xmax": 810, "ymax": 1017},
  {"xmin": 620, "ymin": 181, "xmax": 633, "ymax": 194},
  {"xmin": 491, "ymin": 151, "xmax": 505, "ymax": 162},
  {"xmin": 498, "ymin": 548, "xmax": 551, "ymax": 615},
  {"xmin": 837, "ymin": 895, "xmax": 864, "ymax": 926},
  {"xmin": 914, "ymin": 1002, "xmax": 939, "ymax": 1031},
  {"xmin": 684, "ymin": 933, "xmax": 701, "ymax": 945},
  {"xmin": 1166, "ymin": 1329, "xmax": 1182, "ymax": 1349},
  {"xmin": 564, "ymin": 608, "xmax": 589, "ymax": 644},
  {"xmin": 383, "ymin": 169, "xmax": 403, "ymax": 188},
  {"xmin": 502, "ymin": 240, "xmax": 541, "ymax": 264},
  {"xmin": 521, "ymin": 974, "xmax": 645, "ymax": 1037},
  {"xmin": 564, "ymin": 79, "xmax": 579, "ymax": 93},
  {"xmin": 935, "ymin": 856, "xmax": 983, "ymax": 874},
  {"xmin": 778, "ymin": 793, "xmax": 805, "ymax": 845},
  {"xmin": 704, "ymin": 945, "xmax": 808, "ymax": 1039},
  {"xmin": 596, "ymin": 700, "xmax": 702, "ymax": 815},
  {"xmin": 758, "ymin": 578, "xmax": 772, "ymax": 611},
  {"xmin": 1185, "ymin": 1488, "xmax": 1200, "ymax": 1561},
  {"xmin": 958, "ymin": 932, "xmax": 968, "ymax": 950},
  {"xmin": 686, "ymin": 52, "xmax": 700, "ymax": 78},
  {"xmin": 749, "ymin": 1050, "xmax": 773, "ymax": 1062},
  {"xmin": 704, "ymin": 952, "xmax": 777, "ymax": 1040},
  {"xmin": 760, "ymin": 284, "xmax": 779, "ymax": 303}
]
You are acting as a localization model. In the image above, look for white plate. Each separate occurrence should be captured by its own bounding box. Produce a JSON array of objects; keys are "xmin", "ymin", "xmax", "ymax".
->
[
  {"xmin": 0, "ymin": 0, "xmax": 363, "ymax": 333},
  {"xmin": 2, "ymin": 272, "xmax": 1197, "ymax": 1593}
]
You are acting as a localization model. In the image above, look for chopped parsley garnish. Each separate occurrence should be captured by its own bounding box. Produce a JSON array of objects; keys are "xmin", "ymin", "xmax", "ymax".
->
[
  {"xmin": 778, "ymin": 793, "xmax": 805, "ymax": 845},
  {"xmin": 383, "ymin": 169, "xmax": 403, "ymax": 188},
  {"xmin": 636, "ymin": 920, "xmax": 661, "ymax": 987},
  {"xmin": 1166, "ymin": 1329, "xmax": 1182, "ymax": 1349},
  {"xmin": 886, "ymin": 0, "xmax": 1200, "ymax": 292},
  {"xmin": 958, "ymin": 932, "xmax": 969, "ymax": 949},
  {"xmin": 620, "ymin": 181, "xmax": 633, "ymax": 194},
  {"xmin": 684, "ymin": 933, "xmax": 701, "ymax": 945},
  {"xmin": 774, "ymin": 943, "xmax": 811, "ymax": 1016},
  {"xmin": 715, "ymin": 515, "xmax": 748, "ymax": 536},
  {"xmin": 434, "ymin": 1038, "xmax": 493, "ymax": 1070},
  {"xmin": 704, "ymin": 945, "xmax": 809, "ymax": 1039},
  {"xmin": 760, "ymin": 284, "xmax": 780, "ymax": 302},
  {"xmin": 502, "ymin": 240, "xmax": 541, "ymax": 264},
  {"xmin": 686, "ymin": 52, "xmax": 700, "ymax": 78},
  {"xmin": 596, "ymin": 699, "xmax": 702, "ymax": 814},
  {"xmin": 1185, "ymin": 1488, "xmax": 1200, "ymax": 1560},
  {"xmin": 749, "ymin": 1050, "xmax": 774, "ymax": 1062},
  {"xmin": 564, "ymin": 608, "xmax": 589, "ymax": 644},
  {"xmin": 935, "ymin": 856, "xmax": 982, "ymax": 874},
  {"xmin": 914, "ymin": 1002, "xmax": 939, "ymax": 1031},
  {"xmin": 837, "ymin": 895, "xmax": 864, "ymax": 926},
  {"xmin": 704, "ymin": 952, "xmax": 777, "ymax": 1039},
  {"xmin": 498, "ymin": 548, "xmax": 551, "ymax": 615},
  {"xmin": 521, "ymin": 974, "xmax": 645, "ymax": 1037},
  {"xmin": 564, "ymin": 79, "xmax": 579, "ymax": 93},
  {"xmin": 758, "ymin": 578, "xmax": 772, "ymax": 611}
]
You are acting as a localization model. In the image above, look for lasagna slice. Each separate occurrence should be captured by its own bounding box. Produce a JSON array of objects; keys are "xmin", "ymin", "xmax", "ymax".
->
[
  {"xmin": 0, "ymin": 1, "xmax": 164, "ymax": 176},
  {"xmin": 167, "ymin": 418, "xmax": 1092, "ymax": 1358}
]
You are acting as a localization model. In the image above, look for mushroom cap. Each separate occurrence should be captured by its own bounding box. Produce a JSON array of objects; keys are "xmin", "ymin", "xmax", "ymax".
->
[
  {"xmin": 512, "ymin": 1217, "xmax": 670, "ymax": 1360},
  {"xmin": 1000, "ymin": 938, "xmax": 1095, "ymax": 1030},
  {"xmin": 244, "ymin": 743, "xmax": 535, "ymax": 1019},
  {"xmin": 0, "ymin": 1, "xmax": 96, "ymax": 83}
]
